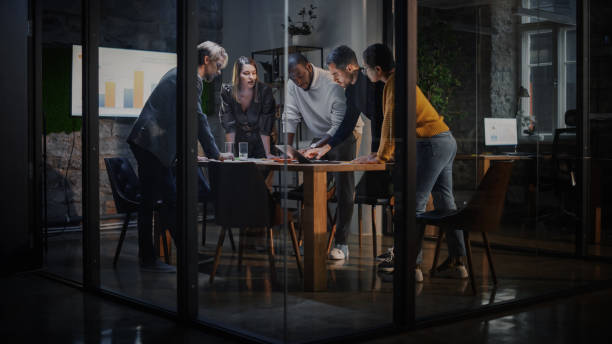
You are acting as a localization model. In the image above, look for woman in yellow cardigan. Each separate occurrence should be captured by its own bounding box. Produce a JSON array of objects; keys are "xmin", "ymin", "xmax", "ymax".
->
[{"xmin": 357, "ymin": 43, "xmax": 467, "ymax": 282}]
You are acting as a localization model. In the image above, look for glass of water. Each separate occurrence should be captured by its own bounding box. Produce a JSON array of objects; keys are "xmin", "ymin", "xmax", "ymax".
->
[
  {"xmin": 224, "ymin": 142, "xmax": 234, "ymax": 158},
  {"xmin": 238, "ymin": 142, "xmax": 248, "ymax": 160}
]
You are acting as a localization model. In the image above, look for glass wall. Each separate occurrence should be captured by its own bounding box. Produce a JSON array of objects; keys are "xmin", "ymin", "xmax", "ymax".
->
[
  {"xmin": 95, "ymin": 2, "xmax": 178, "ymax": 310},
  {"xmin": 414, "ymin": 0, "xmax": 612, "ymax": 320},
  {"xmin": 38, "ymin": 0, "xmax": 612, "ymax": 342},
  {"xmin": 588, "ymin": 0, "xmax": 612, "ymax": 258},
  {"xmin": 195, "ymin": 1, "xmax": 395, "ymax": 342},
  {"xmin": 42, "ymin": 0, "xmax": 83, "ymax": 283},
  {"xmin": 195, "ymin": 1, "xmax": 287, "ymax": 341}
]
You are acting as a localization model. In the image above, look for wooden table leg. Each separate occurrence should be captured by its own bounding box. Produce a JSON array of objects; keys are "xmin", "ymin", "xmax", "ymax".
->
[
  {"xmin": 302, "ymin": 170, "xmax": 328, "ymax": 292},
  {"xmin": 477, "ymin": 157, "xmax": 491, "ymax": 185}
]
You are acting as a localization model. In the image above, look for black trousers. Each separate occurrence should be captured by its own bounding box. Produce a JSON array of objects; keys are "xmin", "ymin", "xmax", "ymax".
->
[{"xmin": 129, "ymin": 143, "xmax": 176, "ymax": 264}]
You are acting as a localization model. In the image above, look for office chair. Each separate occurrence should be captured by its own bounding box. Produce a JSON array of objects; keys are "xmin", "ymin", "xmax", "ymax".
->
[
  {"xmin": 354, "ymin": 171, "xmax": 394, "ymax": 258},
  {"xmin": 207, "ymin": 161, "xmax": 302, "ymax": 283},
  {"xmin": 418, "ymin": 161, "xmax": 514, "ymax": 295},
  {"xmin": 104, "ymin": 157, "xmax": 170, "ymax": 266}
]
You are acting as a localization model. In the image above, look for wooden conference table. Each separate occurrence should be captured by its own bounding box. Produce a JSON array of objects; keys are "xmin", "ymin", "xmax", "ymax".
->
[{"xmin": 198, "ymin": 158, "xmax": 389, "ymax": 292}]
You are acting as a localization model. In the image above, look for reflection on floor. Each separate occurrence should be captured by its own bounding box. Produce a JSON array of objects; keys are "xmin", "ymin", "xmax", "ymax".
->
[{"xmin": 44, "ymin": 222, "xmax": 612, "ymax": 343}]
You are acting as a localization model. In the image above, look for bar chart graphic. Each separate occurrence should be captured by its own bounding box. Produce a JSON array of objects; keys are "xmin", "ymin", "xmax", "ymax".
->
[{"xmin": 71, "ymin": 45, "xmax": 177, "ymax": 117}]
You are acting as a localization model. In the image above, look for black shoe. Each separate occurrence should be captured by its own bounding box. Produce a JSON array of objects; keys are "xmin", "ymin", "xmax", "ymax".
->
[
  {"xmin": 140, "ymin": 259, "xmax": 176, "ymax": 273},
  {"xmin": 376, "ymin": 247, "xmax": 394, "ymax": 261},
  {"xmin": 378, "ymin": 256, "xmax": 394, "ymax": 273},
  {"xmin": 432, "ymin": 257, "xmax": 468, "ymax": 279}
]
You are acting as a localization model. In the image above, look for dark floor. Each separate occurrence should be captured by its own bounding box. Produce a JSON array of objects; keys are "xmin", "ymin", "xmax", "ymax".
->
[
  {"xmin": 2, "ymin": 272, "xmax": 612, "ymax": 344},
  {"xmin": 42, "ymin": 222, "xmax": 612, "ymax": 343}
]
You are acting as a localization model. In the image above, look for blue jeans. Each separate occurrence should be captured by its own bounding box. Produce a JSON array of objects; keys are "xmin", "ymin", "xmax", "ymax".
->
[{"xmin": 415, "ymin": 131, "xmax": 466, "ymax": 264}]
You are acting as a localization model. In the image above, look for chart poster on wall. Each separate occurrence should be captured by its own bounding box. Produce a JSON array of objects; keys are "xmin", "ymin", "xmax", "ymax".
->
[
  {"xmin": 71, "ymin": 45, "xmax": 177, "ymax": 117},
  {"xmin": 484, "ymin": 118, "xmax": 518, "ymax": 146}
]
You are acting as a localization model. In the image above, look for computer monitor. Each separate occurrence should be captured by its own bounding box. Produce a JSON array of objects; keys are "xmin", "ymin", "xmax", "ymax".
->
[{"xmin": 484, "ymin": 118, "xmax": 518, "ymax": 146}]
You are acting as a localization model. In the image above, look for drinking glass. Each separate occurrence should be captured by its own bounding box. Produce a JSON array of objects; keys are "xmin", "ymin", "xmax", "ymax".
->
[
  {"xmin": 238, "ymin": 142, "xmax": 248, "ymax": 160},
  {"xmin": 224, "ymin": 142, "xmax": 234, "ymax": 158}
]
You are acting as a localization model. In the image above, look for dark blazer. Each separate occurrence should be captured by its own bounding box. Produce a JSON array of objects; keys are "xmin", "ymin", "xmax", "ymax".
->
[
  {"xmin": 218, "ymin": 82, "xmax": 276, "ymax": 136},
  {"xmin": 127, "ymin": 67, "xmax": 220, "ymax": 167}
]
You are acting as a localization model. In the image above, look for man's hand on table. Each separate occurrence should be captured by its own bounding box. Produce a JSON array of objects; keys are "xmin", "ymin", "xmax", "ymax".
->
[
  {"xmin": 218, "ymin": 152, "xmax": 235, "ymax": 161},
  {"xmin": 304, "ymin": 144, "xmax": 331, "ymax": 160}
]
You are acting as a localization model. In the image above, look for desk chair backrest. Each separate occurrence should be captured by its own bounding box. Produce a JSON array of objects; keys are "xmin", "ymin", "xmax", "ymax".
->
[
  {"xmin": 104, "ymin": 157, "xmax": 141, "ymax": 214},
  {"xmin": 455, "ymin": 161, "xmax": 514, "ymax": 233},
  {"xmin": 208, "ymin": 162, "xmax": 273, "ymax": 228}
]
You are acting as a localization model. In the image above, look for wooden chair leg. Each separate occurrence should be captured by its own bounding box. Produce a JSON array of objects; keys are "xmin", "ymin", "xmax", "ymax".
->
[
  {"xmin": 268, "ymin": 227, "xmax": 275, "ymax": 256},
  {"xmin": 371, "ymin": 205, "xmax": 377, "ymax": 258},
  {"xmin": 228, "ymin": 228, "xmax": 236, "ymax": 252},
  {"xmin": 298, "ymin": 202, "xmax": 304, "ymax": 247},
  {"xmin": 327, "ymin": 208, "xmax": 337, "ymax": 254},
  {"xmin": 209, "ymin": 227, "xmax": 227, "ymax": 284},
  {"xmin": 238, "ymin": 227, "xmax": 246, "ymax": 269},
  {"xmin": 113, "ymin": 213, "xmax": 130, "ymax": 267},
  {"xmin": 429, "ymin": 227, "xmax": 444, "ymax": 276},
  {"xmin": 289, "ymin": 221, "xmax": 303, "ymax": 277},
  {"xmin": 267, "ymin": 227, "xmax": 277, "ymax": 282},
  {"xmin": 482, "ymin": 232, "xmax": 497, "ymax": 285},
  {"xmin": 463, "ymin": 231, "xmax": 477, "ymax": 295},
  {"xmin": 358, "ymin": 204, "xmax": 363, "ymax": 248}
]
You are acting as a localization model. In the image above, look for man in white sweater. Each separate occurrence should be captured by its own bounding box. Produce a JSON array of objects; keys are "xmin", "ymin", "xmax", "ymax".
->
[{"xmin": 283, "ymin": 53, "xmax": 363, "ymax": 260}]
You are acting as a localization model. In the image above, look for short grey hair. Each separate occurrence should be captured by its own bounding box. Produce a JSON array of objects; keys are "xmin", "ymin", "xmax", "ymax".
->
[{"xmin": 197, "ymin": 41, "xmax": 228, "ymax": 68}]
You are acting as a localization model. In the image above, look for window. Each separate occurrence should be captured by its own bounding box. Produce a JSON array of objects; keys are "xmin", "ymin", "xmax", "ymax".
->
[
  {"xmin": 520, "ymin": 28, "xmax": 576, "ymax": 137},
  {"xmin": 559, "ymin": 29, "xmax": 576, "ymax": 127},
  {"xmin": 521, "ymin": 30, "xmax": 555, "ymax": 136}
]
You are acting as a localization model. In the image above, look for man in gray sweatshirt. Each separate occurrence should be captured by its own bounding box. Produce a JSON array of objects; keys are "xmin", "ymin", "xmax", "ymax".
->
[{"xmin": 283, "ymin": 53, "xmax": 363, "ymax": 260}]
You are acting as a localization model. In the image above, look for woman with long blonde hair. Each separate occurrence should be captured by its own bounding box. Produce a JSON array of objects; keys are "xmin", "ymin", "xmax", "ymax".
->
[{"xmin": 219, "ymin": 56, "xmax": 276, "ymax": 158}]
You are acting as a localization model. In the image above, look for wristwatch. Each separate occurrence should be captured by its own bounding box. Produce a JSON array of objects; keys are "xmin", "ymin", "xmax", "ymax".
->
[{"xmin": 309, "ymin": 142, "xmax": 318, "ymax": 149}]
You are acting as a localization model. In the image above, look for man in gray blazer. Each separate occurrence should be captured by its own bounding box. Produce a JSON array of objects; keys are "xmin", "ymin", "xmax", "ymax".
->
[{"xmin": 127, "ymin": 41, "xmax": 231, "ymax": 271}]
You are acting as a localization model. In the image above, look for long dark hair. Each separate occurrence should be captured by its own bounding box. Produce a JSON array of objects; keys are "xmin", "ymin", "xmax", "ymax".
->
[{"xmin": 231, "ymin": 56, "xmax": 259, "ymax": 103}]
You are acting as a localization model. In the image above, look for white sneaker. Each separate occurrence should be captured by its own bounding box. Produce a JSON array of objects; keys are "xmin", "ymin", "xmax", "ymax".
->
[
  {"xmin": 415, "ymin": 265, "xmax": 424, "ymax": 283},
  {"xmin": 329, "ymin": 244, "xmax": 349, "ymax": 260}
]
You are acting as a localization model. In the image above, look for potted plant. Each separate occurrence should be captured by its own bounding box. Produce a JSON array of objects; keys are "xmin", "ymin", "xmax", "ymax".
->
[{"xmin": 282, "ymin": 4, "xmax": 317, "ymax": 45}]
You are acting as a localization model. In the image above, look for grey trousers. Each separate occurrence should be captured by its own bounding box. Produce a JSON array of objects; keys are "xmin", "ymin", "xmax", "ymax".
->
[
  {"xmin": 325, "ymin": 132, "xmax": 359, "ymax": 245},
  {"xmin": 415, "ymin": 131, "xmax": 466, "ymax": 264}
]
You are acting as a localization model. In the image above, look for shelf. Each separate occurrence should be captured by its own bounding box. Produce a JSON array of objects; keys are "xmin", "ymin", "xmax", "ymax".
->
[{"xmin": 252, "ymin": 45, "xmax": 323, "ymax": 56}]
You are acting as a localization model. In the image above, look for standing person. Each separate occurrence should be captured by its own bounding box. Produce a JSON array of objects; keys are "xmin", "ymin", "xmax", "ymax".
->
[
  {"xmin": 360, "ymin": 43, "xmax": 467, "ymax": 282},
  {"xmin": 127, "ymin": 41, "xmax": 233, "ymax": 272},
  {"xmin": 304, "ymin": 45, "xmax": 384, "ymax": 165},
  {"xmin": 219, "ymin": 56, "xmax": 276, "ymax": 158},
  {"xmin": 283, "ymin": 53, "xmax": 363, "ymax": 260}
]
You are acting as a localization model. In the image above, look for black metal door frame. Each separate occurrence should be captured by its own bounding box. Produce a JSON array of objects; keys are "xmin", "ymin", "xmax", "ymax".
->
[
  {"xmin": 81, "ymin": 0, "xmax": 100, "ymax": 290},
  {"xmin": 393, "ymin": 0, "xmax": 417, "ymax": 329}
]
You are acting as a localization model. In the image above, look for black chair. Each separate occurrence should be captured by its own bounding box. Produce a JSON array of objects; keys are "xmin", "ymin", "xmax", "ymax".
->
[
  {"xmin": 207, "ymin": 161, "xmax": 302, "ymax": 283},
  {"xmin": 198, "ymin": 167, "xmax": 235, "ymax": 251},
  {"xmin": 104, "ymin": 157, "xmax": 170, "ymax": 266},
  {"xmin": 354, "ymin": 171, "xmax": 394, "ymax": 258},
  {"xmin": 418, "ymin": 161, "xmax": 514, "ymax": 295}
]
